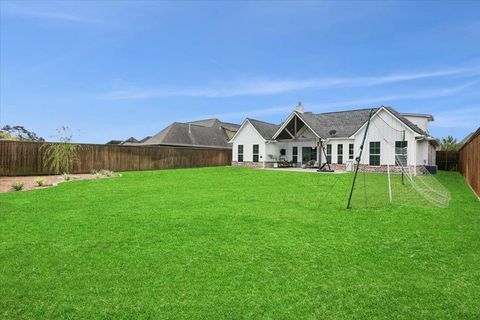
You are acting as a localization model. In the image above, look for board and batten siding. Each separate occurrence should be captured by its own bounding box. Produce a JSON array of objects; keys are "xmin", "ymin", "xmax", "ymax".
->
[
  {"xmin": 231, "ymin": 121, "xmax": 267, "ymax": 163},
  {"xmin": 353, "ymin": 108, "xmax": 422, "ymax": 166}
]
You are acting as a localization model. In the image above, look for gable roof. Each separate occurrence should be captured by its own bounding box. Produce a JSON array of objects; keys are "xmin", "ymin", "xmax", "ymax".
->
[
  {"xmin": 273, "ymin": 106, "xmax": 429, "ymax": 140},
  {"xmin": 120, "ymin": 137, "xmax": 140, "ymax": 145},
  {"xmin": 247, "ymin": 118, "xmax": 280, "ymax": 140}
]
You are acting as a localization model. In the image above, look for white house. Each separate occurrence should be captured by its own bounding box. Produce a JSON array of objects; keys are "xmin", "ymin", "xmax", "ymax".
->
[{"xmin": 229, "ymin": 104, "xmax": 438, "ymax": 173}]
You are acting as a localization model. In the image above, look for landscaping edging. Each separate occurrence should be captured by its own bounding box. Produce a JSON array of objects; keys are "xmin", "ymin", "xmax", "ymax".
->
[{"xmin": 0, "ymin": 173, "xmax": 121, "ymax": 193}]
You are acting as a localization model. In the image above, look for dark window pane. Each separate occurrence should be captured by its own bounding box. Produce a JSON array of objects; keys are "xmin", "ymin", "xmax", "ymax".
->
[
  {"xmin": 238, "ymin": 145, "xmax": 243, "ymax": 162},
  {"xmin": 369, "ymin": 142, "xmax": 380, "ymax": 165},
  {"xmin": 326, "ymin": 144, "xmax": 332, "ymax": 164},
  {"xmin": 349, "ymin": 143, "xmax": 354, "ymax": 159},
  {"xmin": 337, "ymin": 144, "xmax": 343, "ymax": 164},
  {"xmin": 395, "ymin": 141, "xmax": 407, "ymax": 166},
  {"xmin": 369, "ymin": 155, "xmax": 380, "ymax": 166}
]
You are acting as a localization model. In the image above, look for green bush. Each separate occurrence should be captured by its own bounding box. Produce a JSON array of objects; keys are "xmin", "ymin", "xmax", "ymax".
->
[
  {"xmin": 35, "ymin": 177, "xmax": 46, "ymax": 187},
  {"xmin": 11, "ymin": 182, "xmax": 25, "ymax": 191},
  {"xmin": 62, "ymin": 173, "xmax": 73, "ymax": 181}
]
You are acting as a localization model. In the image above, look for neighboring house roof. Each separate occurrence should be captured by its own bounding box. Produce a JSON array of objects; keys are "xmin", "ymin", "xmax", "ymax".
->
[
  {"xmin": 247, "ymin": 118, "xmax": 280, "ymax": 140},
  {"xmin": 142, "ymin": 119, "xmax": 239, "ymax": 149},
  {"xmin": 187, "ymin": 118, "xmax": 240, "ymax": 130},
  {"xmin": 105, "ymin": 140, "xmax": 123, "ymax": 145},
  {"xmin": 459, "ymin": 131, "xmax": 474, "ymax": 147},
  {"xmin": 120, "ymin": 137, "xmax": 140, "ymax": 145},
  {"xmin": 458, "ymin": 127, "xmax": 480, "ymax": 151},
  {"xmin": 139, "ymin": 136, "xmax": 152, "ymax": 143}
]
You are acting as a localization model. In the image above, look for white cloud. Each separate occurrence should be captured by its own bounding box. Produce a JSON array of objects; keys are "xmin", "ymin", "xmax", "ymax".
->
[
  {"xmin": 194, "ymin": 82, "xmax": 477, "ymax": 121},
  {"xmin": 99, "ymin": 67, "xmax": 478, "ymax": 100},
  {"xmin": 432, "ymin": 106, "xmax": 480, "ymax": 129}
]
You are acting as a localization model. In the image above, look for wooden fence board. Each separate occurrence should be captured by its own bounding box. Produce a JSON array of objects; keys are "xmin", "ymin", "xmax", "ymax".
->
[
  {"xmin": 0, "ymin": 141, "xmax": 232, "ymax": 176},
  {"xmin": 458, "ymin": 128, "xmax": 480, "ymax": 198}
]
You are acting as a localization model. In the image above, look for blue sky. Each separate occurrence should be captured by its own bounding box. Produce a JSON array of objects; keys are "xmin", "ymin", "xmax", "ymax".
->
[{"xmin": 1, "ymin": 1, "xmax": 479, "ymax": 143}]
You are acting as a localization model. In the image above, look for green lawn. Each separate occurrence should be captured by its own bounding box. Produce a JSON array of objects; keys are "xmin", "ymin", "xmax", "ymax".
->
[{"xmin": 1, "ymin": 167, "xmax": 479, "ymax": 319}]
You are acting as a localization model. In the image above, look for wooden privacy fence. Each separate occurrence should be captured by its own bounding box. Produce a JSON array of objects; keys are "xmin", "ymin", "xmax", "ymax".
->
[
  {"xmin": 436, "ymin": 151, "xmax": 459, "ymax": 171},
  {"xmin": 458, "ymin": 128, "xmax": 480, "ymax": 198},
  {"xmin": 0, "ymin": 140, "xmax": 232, "ymax": 176}
]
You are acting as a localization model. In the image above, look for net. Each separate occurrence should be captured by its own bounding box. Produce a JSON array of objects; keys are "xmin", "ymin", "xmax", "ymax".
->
[{"xmin": 347, "ymin": 111, "xmax": 450, "ymax": 209}]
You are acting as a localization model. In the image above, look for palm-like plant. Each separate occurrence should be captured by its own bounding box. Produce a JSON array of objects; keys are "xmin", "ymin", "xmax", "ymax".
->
[
  {"xmin": 41, "ymin": 126, "xmax": 80, "ymax": 174},
  {"xmin": 439, "ymin": 136, "xmax": 458, "ymax": 151}
]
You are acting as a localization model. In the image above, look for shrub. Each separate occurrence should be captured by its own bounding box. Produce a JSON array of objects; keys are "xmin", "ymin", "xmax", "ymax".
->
[
  {"xmin": 41, "ymin": 126, "xmax": 80, "ymax": 174},
  {"xmin": 11, "ymin": 182, "xmax": 25, "ymax": 191},
  {"xmin": 100, "ymin": 169, "xmax": 114, "ymax": 177},
  {"xmin": 62, "ymin": 173, "xmax": 73, "ymax": 181},
  {"xmin": 92, "ymin": 169, "xmax": 115, "ymax": 178},
  {"xmin": 35, "ymin": 177, "xmax": 46, "ymax": 187}
]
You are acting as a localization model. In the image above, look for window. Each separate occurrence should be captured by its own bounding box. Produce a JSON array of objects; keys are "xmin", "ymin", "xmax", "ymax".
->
[
  {"xmin": 395, "ymin": 141, "xmax": 408, "ymax": 166},
  {"xmin": 292, "ymin": 147, "xmax": 298, "ymax": 163},
  {"xmin": 253, "ymin": 144, "xmax": 259, "ymax": 162},
  {"xmin": 326, "ymin": 144, "xmax": 332, "ymax": 164},
  {"xmin": 302, "ymin": 147, "xmax": 317, "ymax": 164},
  {"xmin": 349, "ymin": 143, "xmax": 354, "ymax": 160},
  {"xmin": 238, "ymin": 145, "xmax": 243, "ymax": 162},
  {"xmin": 337, "ymin": 144, "xmax": 343, "ymax": 164},
  {"xmin": 369, "ymin": 141, "xmax": 381, "ymax": 166}
]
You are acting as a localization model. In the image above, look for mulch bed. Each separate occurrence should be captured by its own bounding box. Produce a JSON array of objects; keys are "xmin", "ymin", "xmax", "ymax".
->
[{"xmin": 0, "ymin": 174, "xmax": 115, "ymax": 193}]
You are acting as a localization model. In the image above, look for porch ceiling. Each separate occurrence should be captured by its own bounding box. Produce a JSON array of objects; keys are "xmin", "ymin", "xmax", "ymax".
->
[{"xmin": 276, "ymin": 114, "xmax": 306, "ymax": 140}]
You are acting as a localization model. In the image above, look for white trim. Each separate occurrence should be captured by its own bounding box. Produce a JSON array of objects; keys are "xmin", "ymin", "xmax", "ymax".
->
[
  {"xmin": 272, "ymin": 111, "xmax": 320, "ymax": 139},
  {"xmin": 295, "ymin": 112, "xmax": 322, "ymax": 139},
  {"xmin": 229, "ymin": 119, "xmax": 267, "ymax": 143},
  {"xmin": 324, "ymin": 137, "xmax": 355, "ymax": 141},
  {"xmin": 349, "ymin": 107, "xmax": 419, "ymax": 138}
]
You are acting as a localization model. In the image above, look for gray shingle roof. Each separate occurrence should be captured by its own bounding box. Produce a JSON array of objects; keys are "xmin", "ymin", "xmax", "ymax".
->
[
  {"xmin": 142, "ymin": 119, "xmax": 239, "ymax": 148},
  {"xmin": 105, "ymin": 140, "xmax": 123, "ymax": 145},
  {"xmin": 120, "ymin": 137, "xmax": 140, "ymax": 145},
  {"xmin": 298, "ymin": 108, "xmax": 375, "ymax": 138},
  {"xmin": 247, "ymin": 118, "xmax": 280, "ymax": 140},
  {"xmin": 291, "ymin": 106, "xmax": 428, "ymax": 139}
]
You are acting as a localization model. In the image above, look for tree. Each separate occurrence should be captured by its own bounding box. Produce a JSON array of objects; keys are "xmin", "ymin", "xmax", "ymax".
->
[
  {"xmin": 41, "ymin": 126, "xmax": 80, "ymax": 174},
  {"xmin": 1, "ymin": 125, "xmax": 44, "ymax": 142},
  {"xmin": 439, "ymin": 136, "xmax": 459, "ymax": 151},
  {"xmin": 0, "ymin": 130, "xmax": 14, "ymax": 140}
]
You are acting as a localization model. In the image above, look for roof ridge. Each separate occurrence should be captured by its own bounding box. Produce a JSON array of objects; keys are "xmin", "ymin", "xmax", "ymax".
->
[
  {"xmin": 247, "ymin": 118, "xmax": 278, "ymax": 126},
  {"xmin": 187, "ymin": 118, "xmax": 219, "ymax": 122},
  {"xmin": 315, "ymin": 106, "xmax": 379, "ymax": 116},
  {"xmin": 175, "ymin": 121, "xmax": 212, "ymax": 128}
]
